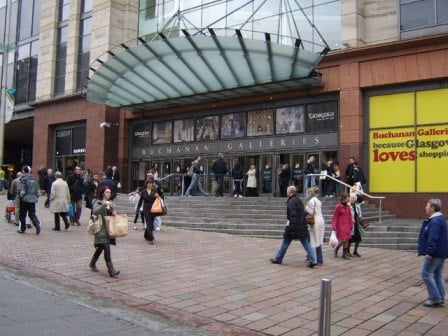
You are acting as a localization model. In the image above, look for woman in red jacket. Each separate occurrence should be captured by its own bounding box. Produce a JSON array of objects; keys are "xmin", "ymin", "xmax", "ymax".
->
[{"xmin": 332, "ymin": 193, "xmax": 353, "ymax": 259}]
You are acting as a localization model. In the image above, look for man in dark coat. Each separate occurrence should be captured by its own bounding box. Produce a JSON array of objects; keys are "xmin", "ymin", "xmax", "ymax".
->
[
  {"xmin": 278, "ymin": 164, "xmax": 290, "ymax": 197},
  {"xmin": 212, "ymin": 153, "xmax": 227, "ymax": 197},
  {"xmin": 345, "ymin": 157, "xmax": 355, "ymax": 186},
  {"xmin": 66, "ymin": 166, "xmax": 84, "ymax": 225},
  {"xmin": 42, "ymin": 168, "xmax": 56, "ymax": 208},
  {"xmin": 270, "ymin": 186, "xmax": 317, "ymax": 267},
  {"xmin": 99, "ymin": 170, "xmax": 117, "ymax": 200},
  {"xmin": 418, "ymin": 198, "xmax": 448, "ymax": 307},
  {"xmin": 232, "ymin": 159, "xmax": 244, "ymax": 198}
]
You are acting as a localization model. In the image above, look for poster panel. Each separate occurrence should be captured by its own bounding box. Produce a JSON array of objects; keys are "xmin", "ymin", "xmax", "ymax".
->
[
  {"xmin": 173, "ymin": 118, "xmax": 194, "ymax": 143},
  {"xmin": 276, "ymin": 105, "xmax": 304, "ymax": 134},
  {"xmin": 133, "ymin": 122, "xmax": 151, "ymax": 147},
  {"xmin": 152, "ymin": 121, "xmax": 172, "ymax": 145},
  {"xmin": 416, "ymin": 88, "xmax": 448, "ymax": 125},
  {"xmin": 370, "ymin": 92, "xmax": 414, "ymax": 128},
  {"xmin": 196, "ymin": 115, "xmax": 219, "ymax": 141},
  {"xmin": 416, "ymin": 125, "xmax": 448, "ymax": 192},
  {"xmin": 247, "ymin": 109, "xmax": 273, "ymax": 137},
  {"xmin": 369, "ymin": 127, "xmax": 415, "ymax": 192},
  {"xmin": 306, "ymin": 101, "xmax": 338, "ymax": 132},
  {"xmin": 220, "ymin": 112, "xmax": 245, "ymax": 139}
]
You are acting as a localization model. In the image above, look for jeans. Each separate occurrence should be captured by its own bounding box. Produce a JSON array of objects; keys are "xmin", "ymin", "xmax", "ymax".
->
[
  {"xmin": 185, "ymin": 173, "xmax": 208, "ymax": 196},
  {"xmin": 274, "ymin": 237, "xmax": 317, "ymax": 264},
  {"xmin": 233, "ymin": 180, "xmax": 242, "ymax": 196},
  {"xmin": 304, "ymin": 175, "xmax": 315, "ymax": 196},
  {"xmin": 421, "ymin": 257, "xmax": 446, "ymax": 303},
  {"xmin": 315, "ymin": 245, "xmax": 323, "ymax": 264}
]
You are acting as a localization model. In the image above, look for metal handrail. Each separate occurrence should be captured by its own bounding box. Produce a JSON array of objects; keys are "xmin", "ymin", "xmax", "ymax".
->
[{"xmin": 305, "ymin": 173, "xmax": 385, "ymax": 224}]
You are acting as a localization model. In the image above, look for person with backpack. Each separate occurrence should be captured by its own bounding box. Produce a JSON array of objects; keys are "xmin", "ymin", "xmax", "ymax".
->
[
  {"xmin": 16, "ymin": 166, "xmax": 41, "ymax": 235},
  {"xmin": 67, "ymin": 166, "xmax": 85, "ymax": 226},
  {"xmin": 184, "ymin": 155, "xmax": 209, "ymax": 197}
]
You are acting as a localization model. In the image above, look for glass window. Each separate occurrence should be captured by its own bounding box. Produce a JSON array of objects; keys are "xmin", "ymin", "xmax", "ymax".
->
[
  {"xmin": 55, "ymin": 25, "xmax": 67, "ymax": 96},
  {"xmin": 55, "ymin": 129, "xmax": 71, "ymax": 156},
  {"xmin": 0, "ymin": 7, "xmax": 6, "ymax": 44},
  {"xmin": 8, "ymin": 0, "xmax": 18, "ymax": 43},
  {"xmin": 437, "ymin": 0, "xmax": 448, "ymax": 24},
  {"xmin": 29, "ymin": 54, "xmax": 38, "ymax": 101},
  {"xmin": 72, "ymin": 127, "xmax": 86, "ymax": 154},
  {"xmin": 82, "ymin": 0, "xmax": 93, "ymax": 13},
  {"xmin": 19, "ymin": 1, "xmax": 33, "ymax": 40},
  {"xmin": 32, "ymin": 0, "xmax": 41, "ymax": 35},
  {"xmin": 133, "ymin": 123, "xmax": 152, "ymax": 147},
  {"xmin": 58, "ymin": 26, "xmax": 68, "ymax": 43},
  {"xmin": 59, "ymin": 0, "xmax": 69, "ymax": 22},
  {"xmin": 247, "ymin": 109, "xmax": 273, "ymax": 137},
  {"xmin": 400, "ymin": 0, "xmax": 435, "ymax": 31},
  {"xmin": 0, "ymin": 0, "xmax": 6, "ymax": 8},
  {"xmin": 17, "ymin": 43, "xmax": 31, "ymax": 60},
  {"xmin": 15, "ymin": 57, "xmax": 30, "ymax": 104}
]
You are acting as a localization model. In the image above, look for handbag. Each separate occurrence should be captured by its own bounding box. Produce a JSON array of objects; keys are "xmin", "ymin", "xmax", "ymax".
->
[
  {"xmin": 87, "ymin": 214, "xmax": 103, "ymax": 235},
  {"xmin": 150, "ymin": 196, "xmax": 167, "ymax": 216},
  {"xmin": 306, "ymin": 214, "xmax": 315, "ymax": 225},
  {"xmin": 360, "ymin": 218, "xmax": 370, "ymax": 230},
  {"xmin": 104, "ymin": 214, "xmax": 128, "ymax": 238}
]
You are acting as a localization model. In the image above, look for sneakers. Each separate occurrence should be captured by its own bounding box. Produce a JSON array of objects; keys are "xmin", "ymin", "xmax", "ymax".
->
[
  {"xmin": 238, "ymin": 195, "xmax": 243, "ymax": 198},
  {"xmin": 155, "ymin": 227, "xmax": 161, "ymax": 231},
  {"xmin": 307, "ymin": 263, "xmax": 317, "ymax": 268},
  {"xmin": 233, "ymin": 194, "xmax": 237, "ymax": 198},
  {"xmin": 17, "ymin": 230, "xmax": 24, "ymax": 234},
  {"xmin": 133, "ymin": 223, "xmax": 137, "ymax": 230}
]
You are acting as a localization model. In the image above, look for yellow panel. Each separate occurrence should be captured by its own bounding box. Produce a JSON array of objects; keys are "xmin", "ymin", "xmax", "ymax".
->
[
  {"xmin": 416, "ymin": 125, "xmax": 448, "ymax": 192},
  {"xmin": 370, "ymin": 93, "xmax": 414, "ymax": 128},
  {"xmin": 369, "ymin": 128, "xmax": 416, "ymax": 192},
  {"xmin": 417, "ymin": 88, "xmax": 448, "ymax": 124}
]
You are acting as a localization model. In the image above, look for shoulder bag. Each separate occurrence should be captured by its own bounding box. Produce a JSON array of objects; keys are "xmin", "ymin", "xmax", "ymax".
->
[
  {"xmin": 150, "ymin": 196, "xmax": 167, "ymax": 216},
  {"xmin": 104, "ymin": 214, "xmax": 129, "ymax": 238},
  {"xmin": 87, "ymin": 214, "xmax": 103, "ymax": 235},
  {"xmin": 305, "ymin": 198, "xmax": 315, "ymax": 225}
]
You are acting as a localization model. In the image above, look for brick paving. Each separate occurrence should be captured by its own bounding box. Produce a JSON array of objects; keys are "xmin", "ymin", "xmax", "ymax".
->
[{"xmin": 0, "ymin": 195, "xmax": 446, "ymax": 335}]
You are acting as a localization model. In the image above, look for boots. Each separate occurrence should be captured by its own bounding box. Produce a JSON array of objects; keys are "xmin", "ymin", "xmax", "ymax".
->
[
  {"xmin": 106, "ymin": 262, "xmax": 120, "ymax": 277},
  {"xmin": 89, "ymin": 249, "xmax": 101, "ymax": 272},
  {"xmin": 334, "ymin": 245, "xmax": 340, "ymax": 258},
  {"xmin": 342, "ymin": 248, "xmax": 350, "ymax": 259}
]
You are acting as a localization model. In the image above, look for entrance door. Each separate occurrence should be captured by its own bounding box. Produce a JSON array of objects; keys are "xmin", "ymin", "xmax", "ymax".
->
[
  {"xmin": 245, "ymin": 155, "xmax": 260, "ymax": 196},
  {"xmin": 260, "ymin": 155, "xmax": 274, "ymax": 195},
  {"xmin": 291, "ymin": 154, "xmax": 305, "ymax": 193},
  {"xmin": 229, "ymin": 155, "xmax": 245, "ymax": 196},
  {"xmin": 161, "ymin": 161, "xmax": 171, "ymax": 193}
]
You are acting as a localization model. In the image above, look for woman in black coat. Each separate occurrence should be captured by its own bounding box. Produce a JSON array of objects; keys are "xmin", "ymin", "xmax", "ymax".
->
[
  {"xmin": 270, "ymin": 186, "xmax": 317, "ymax": 267},
  {"xmin": 138, "ymin": 176, "xmax": 164, "ymax": 244}
]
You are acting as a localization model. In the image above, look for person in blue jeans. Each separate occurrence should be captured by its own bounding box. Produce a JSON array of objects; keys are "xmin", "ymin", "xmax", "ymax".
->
[
  {"xmin": 185, "ymin": 155, "xmax": 209, "ymax": 196},
  {"xmin": 418, "ymin": 198, "xmax": 448, "ymax": 307},
  {"xmin": 270, "ymin": 186, "xmax": 317, "ymax": 268}
]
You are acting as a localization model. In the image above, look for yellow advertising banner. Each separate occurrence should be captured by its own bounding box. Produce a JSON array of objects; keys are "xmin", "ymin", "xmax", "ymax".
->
[
  {"xmin": 370, "ymin": 92, "xmax": 414, "ymax": 128},
  {"xmin": 416, "ymin": 125, "xmax": 448, "ymax": 192},
  {"xmin": 417, "ymin": 88, "xmax": 448, "ymax": 125},
  {"xmin": 369, "ymin": 128, "xmax": 415, "ymax": 192}
]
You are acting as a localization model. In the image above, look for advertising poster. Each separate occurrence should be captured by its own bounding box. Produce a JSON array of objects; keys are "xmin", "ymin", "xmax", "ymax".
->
[
  {"xmin": 173, "ymin": 118, "xmax": 194, "ymax": 143},
  {"xmin": 416, "ymin": 125, "xmax": 448, "ymax": 192},
  {"xmin": 306, "ymin": 101, "xmax": 338, "ymax": 132},
  {"xmin": 220, "ymin": 113, "xmax": 245, "ymax": 139},
  {"xmin": 369, "ymin": 127, "xmax": 416, "ymax": 192},
  {"xmin": 247, "ymin": 109, "xmax": 273, "ymax": 136},
  {"xmin": 133, "ymin": 122, "xmax": 151, "ymax": 147},
  {"xmin": 196, "ymin": 115, "xmax": 219, "ymax": 141},
  {"xmin": 276, "ymin": 105, "xmax": 304, "ymax": 134},
  {"xmin": 152, "ymin": 121, "xmax": 172, "ymax": 145}
]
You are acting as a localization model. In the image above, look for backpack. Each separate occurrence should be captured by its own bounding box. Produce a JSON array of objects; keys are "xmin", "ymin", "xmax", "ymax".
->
[{"xmin": 18, "ymin": 175, "xmax": 40, "ymax": 203}]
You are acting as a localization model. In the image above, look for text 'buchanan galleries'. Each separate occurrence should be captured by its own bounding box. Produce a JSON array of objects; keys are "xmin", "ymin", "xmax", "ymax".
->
[{"xmin": 371, "ymin": 127, "xmax": 448, "ymax": 162}]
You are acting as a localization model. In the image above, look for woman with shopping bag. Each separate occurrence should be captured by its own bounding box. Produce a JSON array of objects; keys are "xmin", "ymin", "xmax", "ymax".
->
[
  {"xmin": 331, "ymin": 193, "xmax": 353, "ymax": 259},
  {"xmin": 89, "ymin": 186, "xmax": 120, "ymax": 277},
  {"xmin": 139, "ymin": 176, "xmax": 164, "ymax": 245}
]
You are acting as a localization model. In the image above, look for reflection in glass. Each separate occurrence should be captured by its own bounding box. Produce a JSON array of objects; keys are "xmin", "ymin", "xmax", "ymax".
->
[
  {"xmin": 152, "ymin": 121, "xmax": 172, "ymax": 144},
  {"xmin": 173, "ymin": 118, "xmax": 194, "ymax": 143},
  {"xmin": 276, "ymin": 106, "xmax": 305, "ymax": 134},
  {"xmin": 247, "ymin": 109, "xmax": 273, "ymax": 137},
  {"xmin": 196, "ymin": 116, "xmax": 219, "ymax": 141},
  {"xmin": 221, "ymin": 113, "xmax": 245, "ymax": 139}
]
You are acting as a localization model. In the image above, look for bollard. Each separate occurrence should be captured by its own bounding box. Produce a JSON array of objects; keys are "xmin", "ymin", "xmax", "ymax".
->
[{"xmin": 318, "ymin": 278, "xmax": 332, "ymax": 336}]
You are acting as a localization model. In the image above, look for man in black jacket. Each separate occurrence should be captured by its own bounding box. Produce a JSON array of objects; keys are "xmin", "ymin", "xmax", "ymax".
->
[
  {"xmin": 270, "ymin": 186, "xmax": 317, "ymax": 268},
  {"xmin": 67, "ymin": 166, "xmax": 84, "ymax": 225},
  {"xmin": 212, "ymin": 153, "xmax": 227, "ymax": 197},
  {"xmin": 232, "ymin": 159, "xmax": 244, "ymax": 198}
]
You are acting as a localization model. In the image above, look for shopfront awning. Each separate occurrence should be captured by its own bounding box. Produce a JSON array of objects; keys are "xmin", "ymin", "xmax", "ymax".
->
[{"xmin": 85, "ymin": 30, "xmax": 327, "ymax": 111}]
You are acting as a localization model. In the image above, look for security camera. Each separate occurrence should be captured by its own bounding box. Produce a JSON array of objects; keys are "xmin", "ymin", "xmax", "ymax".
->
[{"xmin": 100, "ymin": 122, "xmax": 111, "ymax": 128}]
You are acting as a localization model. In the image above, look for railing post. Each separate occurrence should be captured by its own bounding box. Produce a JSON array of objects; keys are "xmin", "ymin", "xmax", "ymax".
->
[
  {"xmin": 379, "ymin": 198, "xmax": 382, "ymax": 224},
  {"xmin": 181, "ymin": 175, "xmax": 185, "ymax": 196},
  {"xmin": 318, "ymin": 278, "xmax": 332, "ymax": 336}
]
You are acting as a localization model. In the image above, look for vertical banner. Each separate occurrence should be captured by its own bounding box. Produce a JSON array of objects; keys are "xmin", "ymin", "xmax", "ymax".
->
[{"xmin": 5, "ymin": 88, "xmax": 15, "ymax": 124}]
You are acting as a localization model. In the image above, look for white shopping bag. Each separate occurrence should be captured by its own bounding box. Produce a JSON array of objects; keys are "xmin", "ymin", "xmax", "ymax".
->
[{"xmin": 329, "ymin": 230, "xmax": 339, "ymax": 248}]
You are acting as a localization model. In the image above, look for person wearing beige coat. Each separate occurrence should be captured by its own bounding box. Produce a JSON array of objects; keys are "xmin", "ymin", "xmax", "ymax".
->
[{"xmin": 49, "ymin": 171, "xmax": 71, "ymax": 231}]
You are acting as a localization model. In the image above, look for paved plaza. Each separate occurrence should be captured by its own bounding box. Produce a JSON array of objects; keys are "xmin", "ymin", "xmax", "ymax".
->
[{"xmin": 0, "ymin": 195, "xmax": 447, "ymax": 336}]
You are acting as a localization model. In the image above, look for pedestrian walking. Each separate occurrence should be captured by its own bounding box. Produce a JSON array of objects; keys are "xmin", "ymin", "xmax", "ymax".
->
[
  {"xmin": 245, "ymin": 164, "xmax": 257, "ymax": 197},
  {"xmin": 212, "ymin": 153, "xmax": 227, "ymax": 197},
  {"xmin": 418, "ymin": 198, "xmax": 448, "ymax": 307},
  {"xmin": 85, "ymin": 173, "xmax": 100, "ymax": 210},
  {"xmin": 306, "ymin": 186, "xmax": 325, "ymax": 265},
  {"xmin": 49, "ymin": 171, "xmax": 70, "ymax": 231},
  {"xmin": 138, "ymin": 176, "xmax": 164, "ymax": 244},
  {"xmin": 16, "ymin": 166, "xmax": 41, "ymax": 235},
  {"xmin": 67, "ymin": 166, "xmax": 85, "ymax": 225},
  {"xmin": 10, "ymin": 172, "xmax": 22, "ymax": 226},
  {"xmin": 184, "ymin": 155, "xmax": 208, "ymax": 196},
  {"xmin": 278, "ymin": 164, "xmax": 290, "ymax": 197},
  {"xmin": 232, "ymin": 159, "xmax": 244, "ymax": 198},
  {"xmin": 42, "ymin": 168, "xmax": 55, "ymax": 208},
  {"xmin": 270, "ymin": 186, "xmax": 317, "ymax": 268},
  {"xmin": 331, "ymin": 193, "xmax": 353, "ymax": 259},
  {"xmin": 347, "ymin": 193, "xmax": 363, "ymax": 257},
  {"xmin": 99, "ymin": 170, "xmax": 117, "ymax": 200},
  {"xmin": 129, "ymin": 188, "xmax": 145, "ymax": 230},
  {"xmin": 90, "ymin": 186, "xmax": 120, "ymax": 277}
]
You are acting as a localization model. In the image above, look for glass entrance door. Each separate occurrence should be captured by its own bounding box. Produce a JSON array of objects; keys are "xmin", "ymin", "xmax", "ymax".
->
[
  {"xmin": 261, "ymin": 155, "xmax": 274, "ymax": 195},
  {"xmin": 161, "ymin": 161, "xmax": 171, "ymax": 193},
  {"xmin": 291, "ymin": 154, "xmax": 305, "ymax": 193},
  {"xmin": 229, "ymin": 155, "xmax": 245, "ymax": 197}
]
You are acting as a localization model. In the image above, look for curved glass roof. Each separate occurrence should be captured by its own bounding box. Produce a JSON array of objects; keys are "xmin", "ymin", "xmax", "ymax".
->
[{"xmin": 85, "ymin": 29, "xmax": 326, "ymax": 110}]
